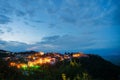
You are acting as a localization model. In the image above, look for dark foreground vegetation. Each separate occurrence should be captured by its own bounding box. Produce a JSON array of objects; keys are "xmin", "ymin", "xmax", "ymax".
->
[{"xmin": 0, "ymin": 50, "xmax": 120, "ymax": 80}]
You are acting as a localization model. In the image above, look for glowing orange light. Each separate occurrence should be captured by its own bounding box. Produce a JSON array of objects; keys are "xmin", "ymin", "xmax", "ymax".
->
[
  {"xmin": 44, "ymin": 58, "xmax": 51, "ymax": 63},
  {"xmin": 10, "ymin": 62, "xmax": 16, "ymax": 66},
  {"xmin": 17, "ymin": 64, "xmax": 20, "ymax": 68},
  {"xmin": 9, "ymin": 53, "xmax": 58, "ymax": 69},
  {"xmin": 28, "ymin": 62, "xmax": 34, "ymax": 67}
]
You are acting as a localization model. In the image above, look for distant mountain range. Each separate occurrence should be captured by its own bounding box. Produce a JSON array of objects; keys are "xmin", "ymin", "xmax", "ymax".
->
[{"xmin": 103, "ymin": 55, "xmax": 120, "ymax": 66}]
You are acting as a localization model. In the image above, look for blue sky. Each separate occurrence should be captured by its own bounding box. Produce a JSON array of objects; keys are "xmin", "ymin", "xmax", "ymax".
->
[{"xmin": 0, "ymin": 0, "xmax": 120, "ymax": 55}]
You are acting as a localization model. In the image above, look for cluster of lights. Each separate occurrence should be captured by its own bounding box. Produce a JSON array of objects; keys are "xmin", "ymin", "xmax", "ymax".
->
[
  {"xmin": 10, "ymin": 62, "xmax": 40, "ymax": 70},
  {"xmin": 9, "ymin": 52, "xmax": 88, "ymax": 70},
  {"xmin": 10, "ymin": 62, "xmax": 28, "ymax": 69},
  {"xmin": 72, "ymin": 53, "xmax": 88, "ymax": 58},
  {"xmin": 10, "ymin": 57, "xmax": 53, "ymax": 69},
  {"xmin": 28, "ymin": 57, "xmax": 53, "ymax": 66}
]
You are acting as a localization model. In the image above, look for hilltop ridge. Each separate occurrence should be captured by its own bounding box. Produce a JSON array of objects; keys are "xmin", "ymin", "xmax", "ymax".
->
[{"xmin": 0, "ymin": 50, "xmax": 120, "ymax": 80}]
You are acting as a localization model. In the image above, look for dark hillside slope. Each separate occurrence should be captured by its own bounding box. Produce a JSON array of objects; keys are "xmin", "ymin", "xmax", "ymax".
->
[{"xmin": 77, "ymin": 54, "xmax": 120, "ymax": 80}]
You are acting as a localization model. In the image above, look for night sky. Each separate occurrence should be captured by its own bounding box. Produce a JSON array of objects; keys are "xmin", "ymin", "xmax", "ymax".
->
[{"xmin": 0, "ymin": 0, "xmax": 120, "ymax": 55}]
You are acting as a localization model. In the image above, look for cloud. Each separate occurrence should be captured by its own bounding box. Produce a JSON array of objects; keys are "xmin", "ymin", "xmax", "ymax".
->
[
  {"xmin": 26, "ymin": 46, "xmax": 39, "ymax": 51},
  {"xmin": 0, "ymin": 33, "xmax": 119, "ymax": 53},
  {"xmin": 0, "ymin": 0, "xmax": 114, "ymax": 27},
  {"xmin": 0, "ymin": 0, "xmax": 119, "ymax": 54},
  {"xmin": 15, "ymin": 10, "xmax": 26, "ymax": 17},
  {"xmin": 36, "ymin": 35, "xmax": 95, "ymax": 51},
  {"xmin": 11, "ymin": 34, "xmax": 94, "ymax": 52},
  {"xmin": 0, "ymin": 40, "xmax": 28, "ymax": 52},
  {"xmin": 0, "ymin": 0, "xmax": 13, "ymax": 15},
  {"xmin": 6, "ymin": 27, "xmax": 12, "ymax": 33},
  {"xmin": 0, "ymin": 15, "xmax": 11, "ymax": 24},
  {"xmin": 48, "ymin": 23, "xmax": 56, "ymax": 28},
  {"xmin": 57, "ymin": 0, "xmax": 116, "ymax": 27},
  {"xmin": 113, "ymin": 0, "xmax": 120, "ymax": 25},
  {"xmin": 45, "ymin": 0, "xmax": 63, "ymax": 14},
  {"xmin": 42, "ymin": 35, "xmax": 60, "ymax": 41},
  {"xmin": 60, "ymin": 15, "xmax": 77, "ymax": 23},
  {"xmin": 0, "ymin": 40, "xmax": 7, "ymax": 45},
  {"xmin": 0, "ymin": 26, "xmax": 12, "ymax": 34},
  {"xmin": 0, "ymin": 0, "xmax": 116, "ymax": 27},
  {"xmin": 31, "ymin": 20, "xmax": 44, "ymax": 23},
  {"xmin": 0, "ymin": 29, "xmax": 4, "ymax": 34}
]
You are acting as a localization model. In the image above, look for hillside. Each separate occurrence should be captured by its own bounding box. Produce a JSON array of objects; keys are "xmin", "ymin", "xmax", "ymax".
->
[{"xmin": 0, "ymin": 50, "xmax": 120, "ymax": 80}]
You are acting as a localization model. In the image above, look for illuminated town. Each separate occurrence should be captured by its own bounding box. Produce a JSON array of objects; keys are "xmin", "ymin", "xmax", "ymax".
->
[
  {"xmin": 0, "ymin": 50, "xmax": 120, "ymax": 80},
  {"xmin": 3, "ymin": 51, "xmax": 88, "ymax": 69}
]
